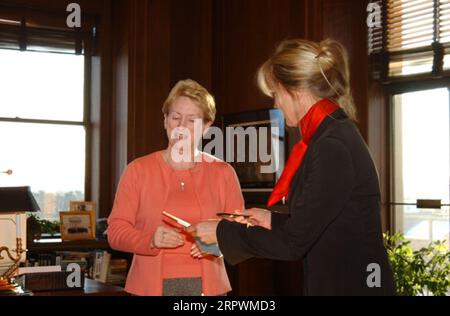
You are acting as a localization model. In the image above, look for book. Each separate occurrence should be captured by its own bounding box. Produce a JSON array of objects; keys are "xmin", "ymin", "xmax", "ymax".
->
[
  {"xmin": 92, "ymin": 250, "xmax": 104, "ymax": 281},
  {"xmin": 98, "ymin": 251, "xmax": 111, "ymax": 283},
  {"xmin": 106, "ymin": 259, "xmax": 128, "ymax": 285},
  {"xmin": 18, "ymin": 266, "xmax": 62, "ymax": 274}
]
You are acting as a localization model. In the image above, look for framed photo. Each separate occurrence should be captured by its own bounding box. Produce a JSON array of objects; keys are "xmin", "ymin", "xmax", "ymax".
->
[
  {"xmin": 60, "ymin": 211, "xmax": 96, "ymax": 241},
  {"xmin": 222, "ymin": 108, "xmax": 286, "ymax": 191},
  {"xmin": 70, "ymin": 201, "xmax": 96, "ymax": 212},
  {"xmin": 70, "ymin": 201, "xmax": 96, "ymax": 236}
]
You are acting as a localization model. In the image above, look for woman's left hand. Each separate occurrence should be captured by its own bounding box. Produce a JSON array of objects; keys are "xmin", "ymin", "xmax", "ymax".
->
[{"xmin": 186, "ymin": 220, "xmax": 219, "ymax": 245}]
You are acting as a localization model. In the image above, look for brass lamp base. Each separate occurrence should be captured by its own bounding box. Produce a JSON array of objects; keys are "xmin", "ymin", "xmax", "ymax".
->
[
  {"xmin": 0, "ymin": 238, "xmax": 26, "ymax": 284},
  {"xmin": 0, "ymin": 278, "xmax": 17, "ymax": 291}
]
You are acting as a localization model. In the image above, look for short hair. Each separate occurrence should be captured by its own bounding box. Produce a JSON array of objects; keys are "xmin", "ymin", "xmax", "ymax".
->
[{"xmin": 162, "ymin": 79, "xmax": 216, "ymax": 123}]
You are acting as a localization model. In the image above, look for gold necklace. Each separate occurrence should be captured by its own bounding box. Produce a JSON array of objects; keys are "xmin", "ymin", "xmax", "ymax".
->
[{"xmin": 163, "ymin": 150, "xmax": 191, "ymax": 191}]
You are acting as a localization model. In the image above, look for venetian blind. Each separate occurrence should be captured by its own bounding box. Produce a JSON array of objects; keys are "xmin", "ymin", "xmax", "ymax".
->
[
  {"xmin": 0, "ymin": 5, "xmax": 95, "ymax": 55},
  {"xmin": 369, "ymin": 0, "xmax": 450, "ymax": 79}
]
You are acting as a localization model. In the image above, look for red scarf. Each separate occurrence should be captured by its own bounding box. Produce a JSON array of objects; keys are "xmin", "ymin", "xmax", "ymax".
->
[{"xmin": 267, "ymin": 99, "xmax": 339, "ymax": 207}]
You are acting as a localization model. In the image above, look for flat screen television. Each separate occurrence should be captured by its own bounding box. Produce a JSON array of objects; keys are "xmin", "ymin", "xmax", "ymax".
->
[{"xmin": 222, "ymin": 108, "xmax": 286, "ymax": 197}]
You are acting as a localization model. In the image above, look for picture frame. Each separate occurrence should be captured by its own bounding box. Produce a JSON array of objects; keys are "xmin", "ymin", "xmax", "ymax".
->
[
  {"xmin": 70, "ymin": 201, "xmax": 96, "ymax": 212},
  {"xmin": 222, "ymin": 108, "xmax": 286, "ymax": 191},
  {"xmin": 69, "ymin": 201, "xmax": 97, "ymax": 237},
  {"xmin": 59, "ymin": 211, "xmax": 96, "ymax": 241}
]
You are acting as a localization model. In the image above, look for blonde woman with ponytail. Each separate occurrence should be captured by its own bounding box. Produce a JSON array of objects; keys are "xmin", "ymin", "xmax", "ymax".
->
[{"xmin": 188, "ymin": 39, "xmax": 395, "ymax": 296}]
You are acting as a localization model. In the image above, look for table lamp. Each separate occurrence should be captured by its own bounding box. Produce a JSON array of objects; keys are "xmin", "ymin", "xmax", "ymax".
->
[{"xmin": 0, "ymin": 187, "xmax": 40, "ymax": 286}]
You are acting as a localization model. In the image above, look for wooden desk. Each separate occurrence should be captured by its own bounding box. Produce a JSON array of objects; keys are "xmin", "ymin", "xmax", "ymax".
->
[
  {"xmin": 32, "ymin": 278, "xmax": 127, "ymax": 296},
  {"xmin": 28, "ymin": 239, "xmax": 111, "ymax": 252}
]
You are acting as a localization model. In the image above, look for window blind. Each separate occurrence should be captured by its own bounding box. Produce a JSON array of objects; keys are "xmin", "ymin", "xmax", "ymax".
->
[
  {"xmin": 369, "ymin": 0, "xmax": 450, "ymax": 80},
  {"xmin": 0, "ymin": 5, "xmax": 96, "ymax": 55},
  {"xmin": 387, "ymin": 0, "xmax": 435, "ymax": 51}
]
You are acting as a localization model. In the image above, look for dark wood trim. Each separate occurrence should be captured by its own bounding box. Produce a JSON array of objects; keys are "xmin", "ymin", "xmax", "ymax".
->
[
  {"xmin": 97, "ymin": 1, "xmax": 113, "ymax": 219},
  {"xmin": 386, "ymin": 77, "xmax": 450, "ymax": 94},
  {"xmin": 385, "ymin": 91, "xmax": 393, "ymax": 233},
  {"xmin": 31, "ymin": 278, "xmax": 126, "ymax": 296},
  {"xmin": 367, "ymin": 80, "xmax": 390, "ymax": 231},
  {"xmin": 110, "ymin": 0, "xmax": 129, "ymax": 208},
  {"xmin": 84, "ymin": 40, "xmax": 92, "ymax": 203},
  {"xmin": 82, "ymin": 0, "xmax": 115, "ymax": 220}
]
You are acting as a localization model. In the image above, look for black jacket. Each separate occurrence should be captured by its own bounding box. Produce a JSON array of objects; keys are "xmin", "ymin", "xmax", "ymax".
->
[{"xmin": 217, "ymin": 109, "xmax": 395, "ymax": 296}]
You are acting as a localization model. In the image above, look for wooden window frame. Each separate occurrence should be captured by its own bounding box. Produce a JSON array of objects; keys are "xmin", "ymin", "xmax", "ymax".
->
[
  {"xmin": 0, "ymin": 4, "xmax": 96, "ymax": 214},
  {"xmin": 385, "ymin": 77, "xmax": 450, "ymax": 234}
]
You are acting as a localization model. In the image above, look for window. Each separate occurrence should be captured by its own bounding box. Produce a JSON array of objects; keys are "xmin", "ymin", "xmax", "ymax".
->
[
  {"xmin": 369, "ymin": 0, "xmax": 450, "ymax": 79},
  {"xmin": 370, "ymin": 1, "xmax": 450, "ymax": 249},
  {"xmin": 0, "ymin": 10, "xmax": 94, "ymax": 221},
  {"xmin": 0, "ymin": 49, "xmax": 86, "ymax": 221},
  {"xmin": 391, "ymin": 88, "xmax": 450, "ymax": 249}
]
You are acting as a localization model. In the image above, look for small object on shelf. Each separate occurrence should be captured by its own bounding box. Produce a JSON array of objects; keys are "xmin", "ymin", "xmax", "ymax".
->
[
  {"xmin": 59, "ymin": 211, "xmax": 96, "ymax": 241},
  {"xmin": 69, "ymin": 201, "xmax": 97, "ymax": 236}
]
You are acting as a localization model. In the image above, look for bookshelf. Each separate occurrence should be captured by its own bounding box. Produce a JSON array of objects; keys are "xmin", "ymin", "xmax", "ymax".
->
[{"xmin": 25, "ymin": 238, "xmax": 131, "ymax": 288}]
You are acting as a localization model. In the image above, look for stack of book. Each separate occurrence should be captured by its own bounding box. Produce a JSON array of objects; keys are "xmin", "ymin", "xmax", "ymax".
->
[{"xmin": 107, "ymin": 259, "xmax": 128, "ymax": 286}]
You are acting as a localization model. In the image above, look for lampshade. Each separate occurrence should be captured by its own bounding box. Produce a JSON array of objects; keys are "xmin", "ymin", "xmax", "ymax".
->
[{"xmin": 0, "ymin": 187, "xmax": 40, "ymax": 213}]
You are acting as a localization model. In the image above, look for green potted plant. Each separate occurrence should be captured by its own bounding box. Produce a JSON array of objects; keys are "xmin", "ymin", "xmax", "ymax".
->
[
  {"xmin": 27, "ymin": 213, "xmax": 60, "ymax": 241},
  {"xmin": 383, "ymin": 232, "xmax": 450, "ymax": 296}
]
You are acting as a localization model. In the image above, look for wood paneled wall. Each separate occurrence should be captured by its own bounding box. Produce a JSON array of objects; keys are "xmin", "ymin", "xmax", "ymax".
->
[
  {"xmin": 1, "ymin": 0, "xmax": 373, "ymax": 296},
  {"xmin": 112, "ymin": 0, "xmax": 371, "ymax": 162},
  {"xmin": 111, "ymin": 0, "xmax": 214, "ymax": 165},
  {"xmin": 322, "ymin": 0, "xmax": 370, "ymax": 139},
  {"xmin": 213, "ymin": 0, "xmax": 306, "ymax": 120}
]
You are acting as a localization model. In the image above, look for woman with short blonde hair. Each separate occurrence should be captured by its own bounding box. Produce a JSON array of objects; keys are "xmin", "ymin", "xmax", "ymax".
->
[
  {"xmin": 109, "ymin": 79, "xmax": 244, "ymax": 296},
  {"xmin": 190, "ymin": 39, "xmax": 395, "ymax": 296},
  {"xmin": 162, "ymin": 79, "xmax": 216, "ymax": 123}
]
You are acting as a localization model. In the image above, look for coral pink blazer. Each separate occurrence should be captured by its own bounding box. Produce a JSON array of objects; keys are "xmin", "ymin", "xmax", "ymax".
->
[{"xmin": 108, "ymin": 151, "xmax": 244, "ymax": 296}]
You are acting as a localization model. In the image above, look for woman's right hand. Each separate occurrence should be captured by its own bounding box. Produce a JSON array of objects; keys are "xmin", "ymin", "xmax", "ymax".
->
[
  {"xmin": 151, "ymin": 226, "xmax": 185, "ymax": 249},
  {"xmin": 235, "ymin": 208, "xmax": 272, "ymax": 230}
]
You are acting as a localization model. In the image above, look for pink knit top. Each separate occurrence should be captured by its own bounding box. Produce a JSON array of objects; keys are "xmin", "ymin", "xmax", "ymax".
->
[{"xmin": 108, "ymin": 151, "xmax": 244, "ymax": 296}]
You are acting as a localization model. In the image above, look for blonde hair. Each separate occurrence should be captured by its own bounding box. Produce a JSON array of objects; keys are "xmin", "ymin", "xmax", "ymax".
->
[
  {"xmin": 257, "ymin": 38, "xmax": 356, "ymax": 121},
  {"xmin": 162, "ymin": 79, "xmax": 216, "ymax": 122}
]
